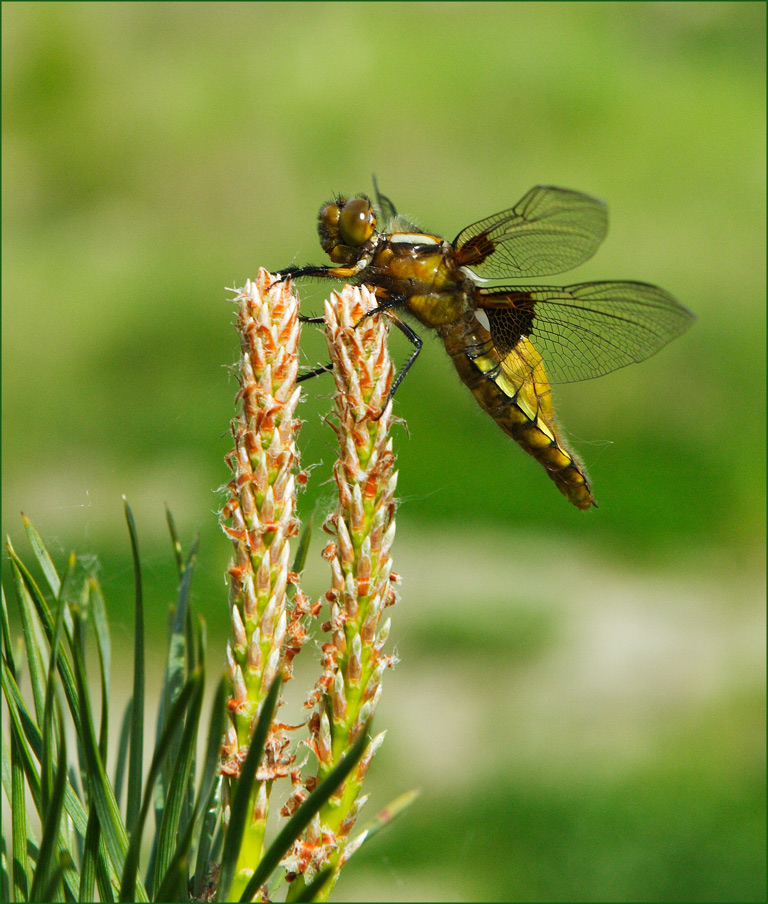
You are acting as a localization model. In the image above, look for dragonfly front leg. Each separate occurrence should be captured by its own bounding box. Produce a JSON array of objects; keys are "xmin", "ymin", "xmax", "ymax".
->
[
  {"xmin": 272, "ymin": 262, "xmax": 364, "ymax": 288},
  {"xmin": 274, "ymin": 265, "xmax": 362, "ymax": 370},
  {"xmin": 270, "ymin": 265, "xmax": 332, "ymax": 287}
]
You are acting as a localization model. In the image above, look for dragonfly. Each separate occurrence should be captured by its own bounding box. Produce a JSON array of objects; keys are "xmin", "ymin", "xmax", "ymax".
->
[{"xmin": 274, "ymin": 182, "xmax": 695, "ymax": 510}]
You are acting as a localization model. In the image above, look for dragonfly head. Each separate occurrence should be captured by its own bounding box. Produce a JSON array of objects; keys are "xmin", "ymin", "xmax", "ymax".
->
[{"xmin": 317, "ymin": 195, "xmax": 377, "ymax": 264}]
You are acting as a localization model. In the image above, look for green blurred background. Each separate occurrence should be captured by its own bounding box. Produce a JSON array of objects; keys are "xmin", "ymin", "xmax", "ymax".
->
[{"xmin": 3, "ymin": 2, "xmax": 765, "ymax": 900}]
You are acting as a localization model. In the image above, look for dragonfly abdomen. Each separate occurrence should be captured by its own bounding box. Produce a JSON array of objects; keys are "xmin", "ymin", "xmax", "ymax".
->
[{"xmin": 441, "ymin": 315, "xmax": 596, "ymax": 511}]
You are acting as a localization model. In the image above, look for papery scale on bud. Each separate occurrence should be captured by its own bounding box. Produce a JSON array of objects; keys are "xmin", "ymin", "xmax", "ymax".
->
[
  {"xmin": 238, "ymin": 480, "xmax": 257, "ymax": 523},
  {"xmin": 329, "ymin": 556, "xmax": 344, "ymax": 590},
  {"xmin": 336, "ymin": 470, "xmax": 353, "ymax": 509},
  {"xmin": 350, "ymin": 484, "xmax": 365, "ymax": 534},
  {"xmin": 367, "ymin": 683, "xmax": 382, "ymax": 719},
  {"xmin": 362, "ymin": 660, "xmax": 385, "ymax": 702},
  {"xmin": 231, "ymin": 604, "xmax": 247, "ymax": 650},
  {"xmin": 276, "ymin": 541, "xmax": 291, "ymax": 586},
  {"xmin": 242, "ymin": 572, "xmax": 258, "ymax": 621},
  {"xmin": 339, "ymin": 830, "xmax": 368, "ymax": 867},
  {"xmin": 316, "ymin": 711, "xmax": 333, "ymax": 766},
  {"xmin": 273, "ymin": 468, "xmax": 294, "ymax": 509},
  {"xmin": 306, "ymin": 812, "xmax": 321, "ymax": 847},
  {"xmin": 375, "ymin": 618, "xmax": 391, "ymax": 653},
  {"xmin": 255, "ymin": 547, "xmax": 272, "ymax": 599},
  {"xmin": 260, "ymin": 592, "xmax": 278, "ymax": 638},
  {"xmin": 246, "ymin": 628, "xmax": 262, "ymax": 674},
  {"xmin": 335, "ymin": 516, "xmax": 355, "ymax": 570},
  {"xmin": 226, "ymin": 641, "xmax": 236, "ymax": 679},
  {"xmin": 339, "ymin": 794, "xmax": 369, "ymax": 839},
  {"xmin": 253, "ymin": 781, "xmax": 269, "ymax": 823},
  {"xmin": 348, "ymin": 633, "xmax": 362, "ymax": 686},
  {"xmin": 272, "ymin": 609, "xmax": 287, "ymax": 653},
  {"xmin": 233, "ymin": 665, "xmax": 247, "ymax": 704},
  {"xmin": 332, "ymin": 670, "xmax": 347, "ymax": 723},
  {"xmin": 261, "ymin": 647, "xmax": 280, "ymax": 697},
  {"xmin": 356, "ymin": 730, "xmax": 387, "ymax": 783},
  {"xmin": 260, "ymin": 484, "xmax": 276, "ymax": 529},
  {"xmin": 356, "ymin": 540, "xmax": 372, "ymax": 594},
  {"xmin": 252, "ymin": 450, "xmax": 269, "ymax": 497},
  {"xmin": 343, "ymin": 572, "xmax": 358, "ymax": 621},
  {"xmin": 381, "ymin": 520, "xmax": 397, "ymax": 560},
  {"xmin": 348, "ymin": 700, "xmax": 371, "ymax": 743},
  {"xmin": 360, "ymin": 593, "xmax": 382, "ymax": 644}
]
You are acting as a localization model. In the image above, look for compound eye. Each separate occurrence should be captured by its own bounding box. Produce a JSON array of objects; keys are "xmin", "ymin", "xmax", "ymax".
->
[
  {"xmin": 339, "ymin": 197, "xmax": 376, "ymax": 247},
  {"xmin": 319, "ymin": 202, "xmax": 341, "ymax": 230}
]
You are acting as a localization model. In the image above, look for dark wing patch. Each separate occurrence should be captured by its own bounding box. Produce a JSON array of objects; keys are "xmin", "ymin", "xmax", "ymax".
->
[
  {"xmin": 479, "ymin": 281, "xmax": 695, "ymax": 383},
  {"xmin": 453, "ymin": 185, "xmax": 608, "ymax": 279}
]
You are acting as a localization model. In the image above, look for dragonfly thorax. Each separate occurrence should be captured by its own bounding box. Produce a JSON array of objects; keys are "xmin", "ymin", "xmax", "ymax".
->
[{"xmin": 367, "ymin": 235, "xmax": 473, "ymax": 328}]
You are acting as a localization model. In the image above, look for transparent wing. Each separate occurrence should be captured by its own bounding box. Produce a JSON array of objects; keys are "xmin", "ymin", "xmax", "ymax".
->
[
  {"xmin": 372, "ymin": 175, "xmax": 398, "ymax": 228},
  {"xmin": 479, "ymin": 281, "xmax": 695, "ymax": 383},
  {"xmin": 453, "ymin": 185, "xmax": 608, "ymax": 279}
]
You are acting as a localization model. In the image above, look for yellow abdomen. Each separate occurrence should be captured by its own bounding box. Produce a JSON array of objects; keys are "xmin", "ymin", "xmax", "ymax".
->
[{"xmin": 442, "ymin": 314, "xmax": 595, "ymax": 511}]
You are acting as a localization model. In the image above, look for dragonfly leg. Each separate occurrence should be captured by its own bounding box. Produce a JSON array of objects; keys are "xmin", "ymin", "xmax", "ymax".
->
[
  {"xmin": 354, "ymin": 292, "xmax": 403, "ymax": 327},
  {"xmin": 297, "ymin": 363, "xmax": 333, "ymax": 383},
  {"xmin": 272, "ymin": 261, "xmax": 363, "ymax": 288},
  {"xmin": 373, "ymin": 313, "xmax": 423, "ymax": 420},
  {"xmin": 270, "ymin": 265, "xmax": 334, "ymax": 288},
  {"xmin": 296, "ymin": 287, "xmax": 387, "ymax": 380},
  {"xmin": 294, "ymin": 311, "xmax": 331, "ymax": 381}
]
